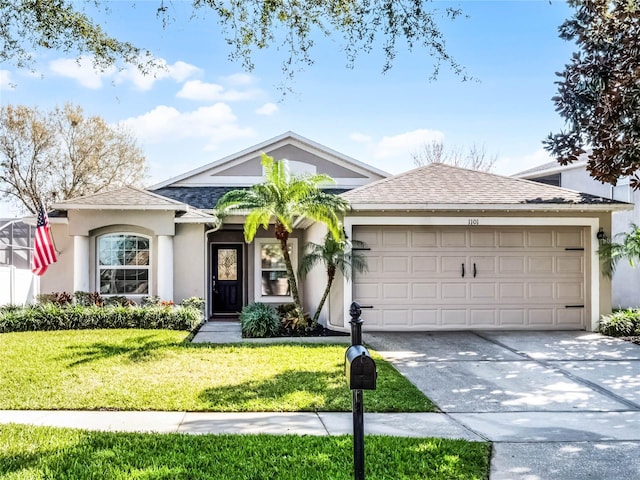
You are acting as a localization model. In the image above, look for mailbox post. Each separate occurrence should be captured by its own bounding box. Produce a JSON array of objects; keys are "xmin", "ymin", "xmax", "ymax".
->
[{"xmin": 345, "ymin": 301, "xmax": 377, "ymax": 480}]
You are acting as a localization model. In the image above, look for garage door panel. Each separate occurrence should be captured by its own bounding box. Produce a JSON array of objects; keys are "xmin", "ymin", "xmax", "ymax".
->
[
  {"xmin": 557, "ymin": 230, "xmax": 584, "ymax": 248},
  {"xmin": 556, "ymin": 282, "xmax": 584, "ymax": 301},
  {"xmin": 353, "ymin": 225, "xmax": 587, "ymax": 331},
  {"xmin": 382, "ymin": 257, "xmax": 409, "ymax": 273},
  {"xmin": 412, "ymin": 309, "xmax": 439, "ymax": 326},
  {"xmin": 412, "ymin": 256, "xmax": 438, "ymax": 273},
  {"xmin": 529, "ymin": 309, "xmax": 555, "ymax": 325},
  {"xmin": 557, "ymin": 308, "xmax": 584, "ymax": 327},
  {"xmin": 441, "ymin": 256, "xmax": 467, "ymax": 275},
  {"xmin": 411, "ymin": 231, "xmax": 437, "ymax": 247},
  {"xmin": 470, "ymin": 310, "xmax": 496, "ymax": 326},
  {"xmin": 382, "ymin": 230, "xmax": 409, "ymax": 248},
  {"xmin": 499, "ymin": 257, "xmax": 526, "ymax": 274},
  {"xmin": 441, "ymin": 283, "xmax": 467, "ymax": 299},
  {"xmin": 470, "ymin": 283, "xmax": 496, "ymax": 299},
  {"xmin": 499, "ymin": 231, "xmax": 526, "ymax": 247},
  {"xmin": 500, "ymin": 283, "xmax": 525, "ymax": 299},
  {"xmin": 528, "ymin": 256, "xmax": 554, "ymax": 274},
  {"xmin": 412, "ymin": 283, "xmax": 438, "ymax": 299},
  {"xmin": 557, "ymin": 256, "xmax": 584, "ymax": 275},
  {"xmin": 383, "ymin": 283, "xmax": 410, "ymax": 299},
  {"xmin": 470, "ymin": 231, "xmax": 496, "ymax": 247},
  {"xmin": 528, "ymin": 230, "xmax": 554, "ymax": 247},
  {"xmin": 441, "ymin": 309, "xmax": 467, "ymax": 325},
  {"xmin": 500, "ymin": 309, "xmax": 526, "ymax": 326}
]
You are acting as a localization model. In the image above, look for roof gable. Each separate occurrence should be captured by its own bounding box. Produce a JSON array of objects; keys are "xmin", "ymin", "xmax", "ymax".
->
[
  {"xmin": 149, "ymin": 131, "xmax": 388, "ymax": 190},
  {"xmin": 342, "ymin": 163, "xmax": 628, "ymax": 211}
]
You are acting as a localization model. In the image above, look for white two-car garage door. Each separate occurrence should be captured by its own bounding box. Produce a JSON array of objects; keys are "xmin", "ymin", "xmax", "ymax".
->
[{"xmin": 353, "ymin": 225, "xmax": 587, "ymax": 330}]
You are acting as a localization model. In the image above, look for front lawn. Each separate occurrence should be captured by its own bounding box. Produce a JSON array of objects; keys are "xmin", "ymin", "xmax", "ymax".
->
[
  {"xmin": 0, "ymin": 424, "xmax": 490, "ymax": 480},
  {"xmin": 0, "ymin": 329, "xmax": 435, "ymax": 412}
]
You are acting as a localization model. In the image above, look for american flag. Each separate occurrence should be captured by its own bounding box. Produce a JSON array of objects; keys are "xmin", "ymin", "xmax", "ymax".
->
[{"xmin": 32, "ymin": 203, "xmax": 57, "ymax": 276}]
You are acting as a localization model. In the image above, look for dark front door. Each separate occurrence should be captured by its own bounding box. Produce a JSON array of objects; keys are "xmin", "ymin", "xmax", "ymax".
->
[{"xmin": 212, "ymin": 244, "xmax": 243, "ymax": 315}]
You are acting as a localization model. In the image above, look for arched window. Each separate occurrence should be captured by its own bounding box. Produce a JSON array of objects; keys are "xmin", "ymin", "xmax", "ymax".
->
[{"xmin": 97, "ymin": 234, "xmax": 150, "ymax": 295}]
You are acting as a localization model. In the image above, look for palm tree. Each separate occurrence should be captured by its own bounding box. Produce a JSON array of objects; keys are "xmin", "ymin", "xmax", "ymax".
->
[
  {"xmin": 298, "ymin": 234, "xmax": 368, "ymax": 327},
  {"xmin": 599, "ymin": 223, "xmax": 640, "ymax": 278},
  {"xmin": 215, "ymin": 154, "xmax": 349, "ymax": 327}
]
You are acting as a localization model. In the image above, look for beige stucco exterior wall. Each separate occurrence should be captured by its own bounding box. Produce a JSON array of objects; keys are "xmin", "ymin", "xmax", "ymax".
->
[
  {"xmin": 301, "ymin": 222, "xmax": 330, "ymax": 325},
  {"xmin": 173, "ymin": 223, "xmax": 206, "ymax": 304},
  {"xmin": 40, "ymin": 222, "xmax": 74, "ymax": 295}
]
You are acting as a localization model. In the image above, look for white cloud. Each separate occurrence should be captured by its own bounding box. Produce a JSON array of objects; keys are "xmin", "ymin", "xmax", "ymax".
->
[
  {"xmin": 48, "ymin": 55, "xmax": 200, "ymax": 90},
  {"xmin": 0, "ymin": 70, "xmax": 14, "ymax": 90},
  {"xmin": 116, "ymin": 59, "xmax": 201, "ymax": 91},
  {"xmin": 349, "ymin": 132, "xmax": 373, "ymax": 143},
  {"xmin": 177, "ymin": 79, "xmax": 261, "ymax": 102},
  {"xmin": 122, "ymin": 103, "xmax": 253, "ymax": 148},
  {"xmin": 256, "ymin": 102, "xmax": 278, "ymax": 116},
  {"xmin": 49, "ymin": 56, "xmax": 115, "ymax": 89},
  {"xmin": 374, "ymin": 129, "xmax": 445, "ymax": 159},
  {"xmin": 495, "ymin": 148, "xmax": 554, "ymax": 176},
  {"xmin": 224, "ymin": 73, "xmax": 255, "ymax": 87}
]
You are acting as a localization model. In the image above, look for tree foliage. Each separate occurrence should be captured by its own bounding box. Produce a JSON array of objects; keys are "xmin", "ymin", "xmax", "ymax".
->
[
  {"xmin": 0, "ymin": 103, "xmax": 148, "ymax": 214},
  {"xmin": 599, "ymin": 223, "xmax": 640, "ymax": 278},
  {"xmin": 1, "ymin": 0, "xmax": 467, "ymax": 80},
  {"xmin": 544, "ymin": 0, "xmax": 640, "ymax": 188},
  {"xmin": 0, "ymin": 0, "xmax": 156, "ymax": 73},
  {"xmin": 411, "ymin": 140, "xmax": 497, "ymax": 171},
  {"xmin": 215, "ymin": 154, "xmax": 349, "ymax": 327},
  {"xmin": 299, "ymin": 234, "xmax": 367, "ymax": 327}
]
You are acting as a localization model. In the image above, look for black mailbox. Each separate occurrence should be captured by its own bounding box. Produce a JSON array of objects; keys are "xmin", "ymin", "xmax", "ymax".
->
[{"xmin": 345, "ymin": 345, "xmax": 377, "ymax": 390}]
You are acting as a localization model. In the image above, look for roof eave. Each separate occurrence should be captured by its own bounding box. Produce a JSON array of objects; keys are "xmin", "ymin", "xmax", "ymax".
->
[
  {"xmin": 52, "ymin": 204, "xmax": 189, "ymax": 211},
  {"xmin": 346, "ymin": 202, "xmax": 632, "ymax": 212}
]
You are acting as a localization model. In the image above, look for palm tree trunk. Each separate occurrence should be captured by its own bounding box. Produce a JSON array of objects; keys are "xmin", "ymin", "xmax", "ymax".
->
[
  {"xmin": 312, "ymin": 276, "xmax": 334, "ymax": 327},
  {"xmin": 276, "ymin": 223, "xmax": 306, "ymax": 327}
]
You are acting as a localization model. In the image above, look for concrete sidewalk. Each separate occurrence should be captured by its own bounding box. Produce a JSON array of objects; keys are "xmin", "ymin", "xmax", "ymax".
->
[{"xmin": 0, "ymin": 410, "xmax": 482, "ymax": 440}]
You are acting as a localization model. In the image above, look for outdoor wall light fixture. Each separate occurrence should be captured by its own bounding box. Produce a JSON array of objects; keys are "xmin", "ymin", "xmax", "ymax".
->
[{"xmin": 596, "ymin": 227, "xmax": 608, "ymax": 242}]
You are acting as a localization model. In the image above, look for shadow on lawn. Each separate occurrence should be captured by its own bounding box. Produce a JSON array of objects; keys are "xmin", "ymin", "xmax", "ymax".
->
[
  {"xmin": 60, "ymin": 334, "xmax": 176, "ymax": 367},
  {"xmin": 197, "ymin": 369, "xmax": 350, "ymax": 411}
]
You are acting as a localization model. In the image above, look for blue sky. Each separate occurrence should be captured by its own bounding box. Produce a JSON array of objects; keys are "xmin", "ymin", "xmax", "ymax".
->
[{"xmin": 0, "ymin": 1, "xmax": 575, "ymax": 217}]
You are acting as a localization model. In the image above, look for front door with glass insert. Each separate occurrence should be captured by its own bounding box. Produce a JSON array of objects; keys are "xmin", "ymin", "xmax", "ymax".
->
[{"xmin": 211, "ymin": 244, "xmax": 243, "ymax": 315}]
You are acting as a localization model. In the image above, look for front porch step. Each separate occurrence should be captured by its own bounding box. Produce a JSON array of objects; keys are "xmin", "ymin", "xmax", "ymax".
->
[{"xmin": 192, "ymin": 321, "xmax": 242, "ymax": 343}]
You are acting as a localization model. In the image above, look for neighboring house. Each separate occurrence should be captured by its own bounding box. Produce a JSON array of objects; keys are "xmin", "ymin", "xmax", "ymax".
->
[
  {"xmin": 41, "ymin": 132, "xmax": 630, "ymax": 332},
  {"xmin": 515, "ymin": 157, "xmax": 639, "ymax": 309},
  {"xmin": 0, "ymin": 218, "xmax": 38, "ymax": 305}
]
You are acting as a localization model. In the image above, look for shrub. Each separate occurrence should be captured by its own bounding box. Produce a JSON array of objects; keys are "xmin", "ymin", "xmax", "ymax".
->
[
  {"xmin": 598, "ymin": 309, "xmax": 640, "ymax": 337},
  {"xmin": 240, "ymin": 302, "xmax": 280, "ymax": 338},
  {"xmin": 181, "ymin": 296, "xmax": 205, "ymax": 312},
  {"xmin": 141, "ymin": 295, "xmax": 161, "ymax": 307},
  {"xmin": 277, "ymin": 303, "xmax": 311, "ymax": 333},
  {"xmin": 104, "ymin": 296, "xmax": 135, "ymax": 307},
  {"xmin": 73, "ymin": 291, "xmax": 103, "ymax": 306},
  {"xmin": 0, "ymin": 304, "xmax": 201, "ymax": 333},
  {"xmin": 36, "ymin": 292, "xmax": 73, "ymax": 306}
]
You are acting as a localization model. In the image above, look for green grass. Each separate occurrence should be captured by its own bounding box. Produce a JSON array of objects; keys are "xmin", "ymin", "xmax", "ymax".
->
[
  {"xmin": 0, "ymin": 424, "xmax": 490, "ymax": 480},
  {"xmin": 0, "ymin": 329, "xmax": 435, "ymax": 412}
]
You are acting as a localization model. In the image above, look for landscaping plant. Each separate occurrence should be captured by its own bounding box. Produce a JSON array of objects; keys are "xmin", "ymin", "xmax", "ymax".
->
[{"xmin": 240, "ymin": 302, "xmax": 281, "ymax": 337}]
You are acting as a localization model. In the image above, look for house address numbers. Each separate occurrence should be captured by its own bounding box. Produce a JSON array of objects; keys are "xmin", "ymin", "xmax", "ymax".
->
[{"xmin": 468, "ymin": 218, "xmax": 479, "ymax": 226}]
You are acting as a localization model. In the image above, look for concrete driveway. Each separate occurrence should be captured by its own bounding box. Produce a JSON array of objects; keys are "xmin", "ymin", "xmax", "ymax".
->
[{"xmin": 364, "ymin": 331, "xmax": 640, "ymax": 480}]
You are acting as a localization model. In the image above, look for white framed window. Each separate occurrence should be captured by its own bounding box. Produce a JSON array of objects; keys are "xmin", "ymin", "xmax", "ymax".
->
[
  {"xmin": 612, "ymin": 176, "xmax": 631, "ymax": 202},
  {"xmin": 97, "ymin": 233, "xmax": 150, "ymax": 296},
  {"xmin": 254, "ymin": 238, "xmax": 298, "ymax": 302}
]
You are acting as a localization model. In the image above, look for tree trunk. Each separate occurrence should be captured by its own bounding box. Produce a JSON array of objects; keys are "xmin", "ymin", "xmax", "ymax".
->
[
  {"xmin": 312, "ymin": 266, "xmax": 335, "ymax": 327},
  {"xmin": 276, "ymin": 222, "xmax": 306, "ymax": 327}
]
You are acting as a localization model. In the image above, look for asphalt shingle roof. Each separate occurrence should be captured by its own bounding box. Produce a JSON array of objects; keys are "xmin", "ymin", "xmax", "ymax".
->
[{"xmin": 341, "ymin": 163, "xmax": 621, "ymax": 207}]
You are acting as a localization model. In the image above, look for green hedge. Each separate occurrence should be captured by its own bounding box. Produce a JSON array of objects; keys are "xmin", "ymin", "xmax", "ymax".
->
[{"xmin": 0, "ymin": 304, "xmax": 202, "ymax": 333}]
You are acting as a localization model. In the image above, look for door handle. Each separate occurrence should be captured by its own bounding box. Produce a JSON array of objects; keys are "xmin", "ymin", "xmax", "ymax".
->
[
  {"xmin": 461, "ymin": 263, "xmax": 465, "ymax": 278},
  {"xmin": 473, "ymin": 263, "xmax": 477, "ymax": 278}
]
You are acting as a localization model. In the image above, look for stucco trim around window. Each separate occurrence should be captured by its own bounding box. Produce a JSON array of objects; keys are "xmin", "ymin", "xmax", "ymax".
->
[{"xmin": 254, "ymin": 238, "xmax": 298, "ymax": 303}]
